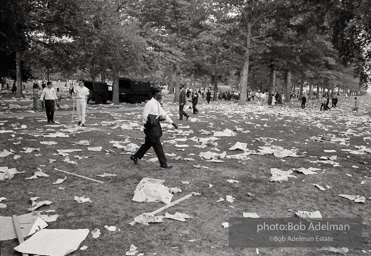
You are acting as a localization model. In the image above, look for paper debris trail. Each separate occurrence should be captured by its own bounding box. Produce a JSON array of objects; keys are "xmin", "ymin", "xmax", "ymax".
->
[
  {"xmin": 0, "ymin": 197, "xmax": 6, "ymax": 208},
  {"xmin": 258, "ymin": 146, "xmax": 302, "ymax": 158},
  {"xmin": 63, "ymin": 156, "xmax": 77, "ymax": 165},
  {"xmin": 91, "ymin": 228, "xmax": 101, "ymax": 239},
  {"xmin": 74, "ymin": 196, "xmax": 92, "ymax": 203},
  {"xmin": 199, "ymin": 151, "xmax": 226, "ymax": 160},
  {"xmin": 295, "ymin": 211, "xmax": 323, "ymax": 219},
  {"xmin": 132, "ymin": 178, "xmax": 173, "ymax": 205},
  {"xmin": 269, "ymin": 168, "xmax": 296, "ymax": 182},
  {"xmin": 40, "ymin": 141, "xmax": 58, "ymax": 145},
  {"xmin": 320, "ymin": 247, "xmax": 349, "ymax": 254},
  {"xmin": 313, "ymin": 184, "xmax": 326, "ymax": 191},
  {"xmin": 43, "ymin": 132, "xmax": 69, "ymax": 138},
  {"xmin": 126, "ymin": 244, "xmax": 138, "ymax": 256},
  {"xmin": 57, "ymin": 149, "xmax": 83, "ymax": 154},
  {"xmin": 26, "ymin": 168, "xmax": 49, "ymax": 179},
  {"xmin": 74, "ymin": 140, "xmax": 90, "ymax": 146},
  {"xmin": 104, "ymin": 225, "xmax": 117, "ymax": 231},
  {"xmin": 339, "ymin": 194, "xmax": 366, "ymax": 203},
  {"xmin": 243, "ymin": 212, "xmax": 260, "ymax": 218},
  {"xmin": 222, "ymin": 222, "xmax": 229, "ymax": 228},
  {"xmin": 226, "ymin": 179, "xmax": 239, "ymax": 183},
  {"xmin": 229, "ymin": 142, "xmax": 248, "ymax": 151},
  {"xmin": 0, "ymin": 167, "xmax": 24, "ymax": 181},
  {"xmin": 88, "ymin": 146, "xmax": 102, "ymax": 152},
  {"xmin": 40, "ymin": 214, "xmax": 59, "ymax": 223},
  {"xmin": 214, "ymin": 129, "xmax": 236, "ymax": 137},
  {"xmin": 80, "ymin": 245, "xmax": 88, "ymax": 250},
  {"xmin": 324, "ymin": 149, "xmax": 336, "ymax": 153},
  {"xmin": 226, "ymin": 195, "xmax": 235, "ymax": 203},
  {"xmin": 28, "ymin": 197, "xmax": 52, "ymax": 212},
  {"xmin": 0, "ymin": 213, "xmax": 48, "ymax": 241},
  {"xmin": 133, "ymin": 213, "xmax": 164, "ymax": 225},
  {"xmin": 295, "ymin": 167, "xmax": 321, "ymax": 175},
  {"xmin": 53, "ymin": 176, "xmax": 67, "ymax": 185},
  {"xmin": 164, "ymin": 212, "xmax": 193, "ymax": 222},
  {"xmin": 14, "ymin": 229, "xmax": 89, "ymax": 256},
  {"xmin": 0, "ymin": 150, "xmax": 13, "ymax": 157},
  {"xmin": 97, "ymin": 173, "xmax": 117, "ymax": 177},
  {"xmin": 21, "ymin": 147, "xmax": 40, "ymax": 153}
]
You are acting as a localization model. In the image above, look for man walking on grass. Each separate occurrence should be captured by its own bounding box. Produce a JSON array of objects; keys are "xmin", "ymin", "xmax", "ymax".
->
[
  {"xmin": 73, "ymin": 81, "xmax": 90, "ymax": 127},
  {"xmin": 39, "ymin": 81, "xmax": 57, "ymax": 123},
  {"xmin": 130, "ymin": 85, "xmax": 178, "ymax": 169},
  {"xmin": 179, "ymin": 84, "xmax": 189, "ymax": 120}
]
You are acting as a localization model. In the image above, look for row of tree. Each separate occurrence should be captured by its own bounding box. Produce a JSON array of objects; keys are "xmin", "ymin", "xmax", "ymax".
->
[{"xmin": 0, "ymin": 0, "xmax": 370, "ymax": 103}]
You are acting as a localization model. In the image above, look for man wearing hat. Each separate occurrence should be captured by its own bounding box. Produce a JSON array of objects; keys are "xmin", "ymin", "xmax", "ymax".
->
[{"xmin": 130, "ymin": 84, "xmax": 178, "ymax": 168}]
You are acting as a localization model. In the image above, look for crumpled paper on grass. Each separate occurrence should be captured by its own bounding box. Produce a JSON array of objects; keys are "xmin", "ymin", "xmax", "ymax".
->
[
  {"xmin": 339, "ymin": 194, "xmax": 366, "ymax": 203},
  {"xmin": 14, "ymin": 229, "xmax": 89, "ymax": 256},
  {"xmin": 26, "ymin": 168, "xmax": 49, "ymax": 179},
  {"xmin": 28, "ymin": 197, "xmax": 52, "ymax": 212},
  {"xmin": 53, "ymin": 176, "xmax": 67, "ymax": 185},
  {"xmin": 126, "ymin": 244, "xmax": 138, "ymax": 256},
  {"xmin": 243, "ymin": 212, "xmax": 260, "ymax": 218},
  {"xmin": 164, "ymin": 212, "xmax": 193, "ymax": 222},
  {"xmin": 0, "ymin": 150, "xmax": 13, "ymax": 157},
  {"xmin": 74, "ymin": 196, "xmax": 92, "ymax": 203},
  {"xmin": 214, "ymin": 129, "xmax": 236, "ymax": 137},
  {"xmin": 269, "ymin": 168, "xmax": 296, "ymax": 182},
  {"xmin": 199, "ymin": 151, "xmax": 226, "ymax": 160},
  {"xmin": 259, "ymin": 146, "xmax": 301, "ymax": 158},
  {"xmin": 0, "ymin": 167, "xmax": 24, "ymax": 181},
  {"xmin": 132, "ymin": 178, "xmax": 173, "ymax": 204},
  {"xmin": 228, "ymin": 142, "xmax": 248, "ymax": 151},
  {"xmin": 295, "ymin": 210, "xmax": 322, "ymax": 219},
  {"xmin": 294, "ymin": 167, "xmax": 321, "ymax": 175},
  {"xmin": 133, "ymin": 213, "xmax": 164, "ymax": 225}
]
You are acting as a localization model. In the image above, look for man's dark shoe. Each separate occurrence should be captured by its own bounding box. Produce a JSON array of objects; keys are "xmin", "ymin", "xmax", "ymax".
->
[
  {"xmin": 130, "ymin": 155, "xmax": 138, "ymax": 165},
  {"xmin": 51, "ymin": 120, "xmax": 55, "ymax": 123},
  {"xmin": 186, "ymin": 115, "xmax": 189, "ymax": 120},
  {"xmin": 160, "ymin": 164, "xmax": 172, "ymax": 169},
  {"xmin": 78, "ymin": 121, "xmax": 81, "ymax": 126},
  {"xmin": 81, "ymin": 124, "xmax": 85, "ymax": 127}
]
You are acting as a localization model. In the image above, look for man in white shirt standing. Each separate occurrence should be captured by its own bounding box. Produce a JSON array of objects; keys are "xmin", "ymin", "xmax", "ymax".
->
[
  {"xmin": 39, "ymin": 81, "xmax": 57, "ymax": 123},
  {"xmin": 73, "ymin": 81, "xmax": 90, "ymax": 127},
  {"xmin": 130, "ymin": 84, "xmax": 178, "ymax": 168}
]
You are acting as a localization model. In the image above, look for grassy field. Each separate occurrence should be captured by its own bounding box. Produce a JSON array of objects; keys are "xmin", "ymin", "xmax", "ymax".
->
[{"xmin": 1, "ymin": 92, "xmax": 370, "ymax": 256}]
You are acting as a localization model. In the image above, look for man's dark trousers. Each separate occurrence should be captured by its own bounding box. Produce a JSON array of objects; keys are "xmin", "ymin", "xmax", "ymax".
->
[
  {"xmin": 179, "ymin": 105, "xmax": 188, "ymax": 120},
  {"xmin": 45, "ymin": 100, "xmax": 55, "ymax": 122},
  {"xmin": 134, "ymin": 130, "xmax": 167, "ymax": 165}
]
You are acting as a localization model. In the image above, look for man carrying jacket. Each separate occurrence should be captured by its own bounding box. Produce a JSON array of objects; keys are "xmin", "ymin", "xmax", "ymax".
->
[{"xmin": 130, "ymin": 85, "xmax": 178, "ymax": 168}]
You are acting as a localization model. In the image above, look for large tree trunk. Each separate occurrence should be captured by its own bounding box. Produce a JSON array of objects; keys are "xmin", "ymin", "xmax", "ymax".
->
[
  {"xmin": 112, "ymin": 69, "xmax": 119, "ymax": 104},
  {"xmin": 308, "ymin": 83, "xmax": 312, "ymax": 100},
  {"xmin": 299, "ymin": 77, "xmax": 304, "ymax": 99},
  {"xmin": 284, "ymin": 70, "xmax": 291, "ymax": 102},
  {"xmin": 316, "ymin": 85, "xmax": 320, "ymax": 99},
  {"xmin": 168, "ymin": 64, "xmax": 174, "ymax": 94},
  {"xmin": 268, "ymin": 65, "xmax": 275, "ymax": 105},
  {"xmin": 238, "ymin": 21, "xmax": 252, "ymax": 105},
  {"xmin": 173, "ymin": 68, "xmax": 180, "ymax": 103},
  {"xmin": 212, "ymin": 74, "xmax": 218, "ymax": 100},
  {"xmin": 15, "ymin": 51, "xmax": 23, "ymax": 98}
]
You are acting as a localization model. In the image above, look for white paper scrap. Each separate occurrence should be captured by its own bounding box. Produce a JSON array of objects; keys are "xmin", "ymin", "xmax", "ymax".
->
[
  {"xmin": 74, "ymin": 196, "xmax": 92, "ymax": 203},
  {"xmin": 14, "ymin": 229, "xmax": 89, "ymax": 256}
]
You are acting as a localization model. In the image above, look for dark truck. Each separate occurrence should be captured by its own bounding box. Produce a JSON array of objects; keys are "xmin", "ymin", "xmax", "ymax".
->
[
  {"xmin": 83, "ymin": 81, "xmax": 109, "ymax": 104},
  {"xmin": 117, "ymin": 77, "xmax": 152, "ymax": 103}
]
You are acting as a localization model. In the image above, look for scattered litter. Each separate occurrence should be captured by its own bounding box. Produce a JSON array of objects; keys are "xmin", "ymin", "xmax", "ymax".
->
[
  {"xmin": 74, "ymin": 140, "xmax": 90, "ymax": 146},
  {"xmin": 91, "ymin": 228, "xmax": 101, "ymax": 238},
  {"xmin": 214, "ymin": 129, "xmax": 236, "ymax": 137},
  {"xmin": 53, "ymin": 176, "xmax": 67, "ymax": 185},
  {"xmin": 80, "ymin": 245, "xmax": 88, "ymax": 250},
  {"xmin": 0, "ymin": 167, "xmax": 24, "ymax": 181},
  {"xmin": 0, "ymin": 150, "xmax": 13, "ymax": 157},
  {"xmin": 97, "ymin": 173, "xmax": 117, "ymax": 177},
  {"xmin": 74, "ymin": 196, "xmax": 92, "ymax": 203},
  {"xmin": 226, "ymin": 195, "xmax": 235, "ymax": 203},
  {"xmin": 243, "ymin": 212, "xmax": 260, "ymax": 218},
  {"xmin": 0, "ymin": 197, "xmax": 6, "ymax": 208},
  {"xmin": 26, "ymin": 168, "xmax": 49, "ymax": 180},
  {"xmin": 28, "ymin": 197, "xmax": 52, "ymax": 212},
  {"xmin": 320, "ymin": 247, "xmax": 349, "ymax": 254},
  {"xmin": 0, "ymin": 213, "xmax": 48, "ymax": 241},
  {"xmin": 339, "ymin": 194, "xmax": 366, "ymax": 203},
  {"xmin": 40, "ymin": 214, "xmax": 59, "ymax": 223},
  {"xmin": 88, "ymin": 146, "xmax": 102, "ymax": 152},
  {"xmin": 229, "ymin": 142, "xmax": 248, "ymax": 151},
  {"xmin": 169, "ymin": 187, "xmax": 182, "ymax": 194},
  {"xmin": 104, "ymin": 225, "xmax": 118, "ymax": 232},
  {"xmin": 14, "ymin": 229, "xmax": 89, "ymax": 256},
  {"xmin": 313, "ymin": 184, "xmax": 326, "ymax": 191},
  {"xmin": 221, "ymin": 222, "xmax": 229, "ymax": 228},
  {"xmin": 132, "ymin": 178, "xmax": 173, "ymax": 205},
  {"xmin": 226, "ymin": 179, "xmax": 239, "ymax": 183},
  {"xmin": 40, "ymin": 141, "xmax": 58, "ymax": 145},
  {"xmin": 269, "ymin": 168, "xmax": 296, "ymax": 182},
  {"xmin": 181, "ymin": 181, "xmax": 190, "ymax": 185},
  {"xmin": 132, "ymin": 213, "xmax": 164, "ymax": 225},
  {"xmin": 164, "ymin": 212, "xmax": 193, "ymax": 222},
  {"xmin": 295, "ymin": 167, "xmax": 321, "ymax": 175},
  {"xmin": 295, "ymin": 210, "xmax": 322, "ymax": 219},
  {"xmin": 199, "ymin": 151, "xmax": 226, "ymax": 160},
  {"xmin": 126, "ymin": 244, "xmax": 139, "ymax": 256}
]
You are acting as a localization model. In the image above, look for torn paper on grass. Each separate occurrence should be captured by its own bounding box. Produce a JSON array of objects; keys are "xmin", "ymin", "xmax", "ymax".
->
[
  {"xmin": 28, "ymin": 197, "xmax": 52, "ymax": 212},
  {"xmin": 132, "ymin": 178, "xmax": 173, "ymax": 204},
  {"xmin": 39, "ymin": 214, "xmax": 59, "ymax": 223},
  {"xmin": 295, "ymin": 210, "xmax": 322, "ymax": 219},
  {"xmin": 104, "ymin": 225, "xmax": 118, "ymax": 232},
  {"xmin": 0, "ymin": 150, "xmax": 13, "ymax": 157},
  {"xmin": 229, "ymin": 142, "xmax": 248, "ymax": 151},
  {"xmin": 164, "ymin": 212, "xmax": 193, "ymax": 222},
  {"xmin": 91, "ymin": 228, "xmax": 101, "ymax": 238},
  {"xmin": 199, "ymin": 151, "xmax": 226, "ymax": 160},
  {"xmin": 97, "ymin": 173, "xmax": 117, "ymax": 177},
  {"xmin": 214, "ymin": 129, "xmax": 236, "ymax": 137},
  {"xmin": 0, "ymin": 213, "xmax": 48, "ymax": 241},
  {"xmin": 339, "ymin": 194, "xmax": 366, "ymax": 203},
  {"xmin": 0, "ymin": 167, "xmax": 24, "ymax": 181},
  {"xmin": 40, "ymin": 141, "xmax": 58, "ymax": 145},
  {"xmin": 53, "ymin": 176, "xmax": 67, "ymax": 185},
  {"xmin": 243, "ymin": 212, "xmax": 260, "ymax": 218},
  {"xmin": 126, "ymin": 244, "xmax": 138, "ymax": 256},
  {"xmin": 74, "ymin": 196, "xmax": 92, "ymax": 203},
  {"xmin": 88, "ymin": 146, "xmax": 102, "ymax": 152},
  {"xmin": 133, "ymin": 213, "xmax": 164, "ymax": 225},
  {"xmin": 258, "ymin": 146, "xmax": 302, "ymax": 158},
  {"xmin": 294, "ymin": 167, "xmax": 321, "ymax": 175},
  {"xmin": 14, "ymin": 229, "xmax": 89, "ymax": 256},
  {"xmin": 26, "ymin": 168, "xmax": 49, "ymax": 179},
  {"xmin": 269, "ymin": 168, "xmax": 296, "ymax": 182},
  {"xmin": 74, "ymin": 140, "xmax": 90, "ymax": 146}
]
